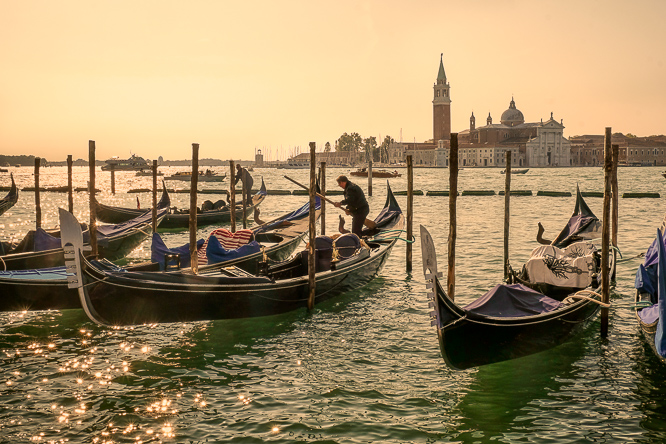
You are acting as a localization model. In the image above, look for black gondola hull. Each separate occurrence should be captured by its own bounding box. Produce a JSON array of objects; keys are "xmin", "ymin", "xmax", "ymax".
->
[
  {"xmin": 0, "ymin": 279, "xmax": 77, "ymax": 311},
  {"xmin": 80, "ymin": 240, "xmax": 396, "ymax": 325},
  {"xmin": 433, "ymin": 279, "xmax": 601, "ymax": 370}
]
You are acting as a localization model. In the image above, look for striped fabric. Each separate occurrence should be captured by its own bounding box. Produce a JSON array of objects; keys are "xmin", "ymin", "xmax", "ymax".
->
[{"xmin": 197, "ymin": 228, "xmax": 254, "ymax": 265}]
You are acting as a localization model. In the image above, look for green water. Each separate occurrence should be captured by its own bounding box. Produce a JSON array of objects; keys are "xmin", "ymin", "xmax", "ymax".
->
[{"xmin": 1, "ymin": 165, "xmax": 666, "ymax": 443}]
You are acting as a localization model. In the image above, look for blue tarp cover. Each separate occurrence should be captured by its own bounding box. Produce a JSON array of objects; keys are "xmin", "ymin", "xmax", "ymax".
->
[
  {"xmin": 655, "ymin": 229, "xmax": 666, "ymax": 357},
  {"xmin": 464, "ymin": 283, "xmax": 563, "ymax": 318},
  {"xmin": 33, "ymin": 208, "xmax": 166, "ymax": 252},
  {"xmin": 151, "ymin": 232, "xmax": 205, "ymax": 270},
  {"xmin": 255, "ymin": 197, "xmax": 320, "ymax": 233},
  {"xmin": 205, "ymin": 236, "xmax": 261, "ymax": 264}
]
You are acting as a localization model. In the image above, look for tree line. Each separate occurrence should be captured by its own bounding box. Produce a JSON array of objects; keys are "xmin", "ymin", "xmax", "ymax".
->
[{"xmin": 324, "ymin": 133, "xmax": 396, "ymax": 163}]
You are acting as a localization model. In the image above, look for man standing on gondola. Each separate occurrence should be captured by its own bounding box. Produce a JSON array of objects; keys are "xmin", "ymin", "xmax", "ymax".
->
[
  {"xmin": 235, "ymin": 163, "xmax": 254, "ymax": 205},
  {"xmin": 334, "ymin": 175, "xmax": 369, "ymax": 236}
]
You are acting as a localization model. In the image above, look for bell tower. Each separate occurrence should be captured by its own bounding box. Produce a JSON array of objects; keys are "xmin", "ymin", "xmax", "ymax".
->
[{"xmin": 433, "ymin": 53, "xmax": 451, "ymax": 143}]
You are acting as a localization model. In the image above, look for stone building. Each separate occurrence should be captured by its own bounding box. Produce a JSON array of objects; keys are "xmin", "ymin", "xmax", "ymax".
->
[{"xmin": 569, "ymin": 134, "xmax": 666, "ymax": 166}]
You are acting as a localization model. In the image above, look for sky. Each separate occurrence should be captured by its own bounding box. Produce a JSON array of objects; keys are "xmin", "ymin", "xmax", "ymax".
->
[{"xmin": 2, "ymin": 0, "xmax": 666, "ymax": 162}]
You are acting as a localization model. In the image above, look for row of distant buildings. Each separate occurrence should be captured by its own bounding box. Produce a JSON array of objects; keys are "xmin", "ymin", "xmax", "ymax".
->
[{"xmin": 265, "ymin": 54, "xmax": 666, "ymax": 168}]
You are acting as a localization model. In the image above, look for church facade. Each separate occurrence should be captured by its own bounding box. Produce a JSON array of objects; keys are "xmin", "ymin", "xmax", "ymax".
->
[{"xmin": 389, "ymin": 56, "xmax": 571, "ymax": 167}]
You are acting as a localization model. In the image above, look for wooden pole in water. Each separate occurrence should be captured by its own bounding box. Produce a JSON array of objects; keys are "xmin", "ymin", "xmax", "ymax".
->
[
  {"xmin": 448, "ymin": 134, "xmax": 458, "ymax": 302},
  {"xmin": 504, "ymin": 151, "xmax": 512, "ymax": 279},
  {"xmin": 611, "ymin": 144, "xmax": 619, "ymax": 249},
  {"xmin": 320, "ymin": 161, "xmax": 326, "ymax": 236},
  {"xmin": 34, "ymin": 157, "xmax": 41, "ymax": 229},
  {"xmin": 152, "ymin": 159, "xmax": 158, "ymax": 233},
  {"xmin": 88, "ymin": 140, "xmax": 98, "ymax": 257},
  {"xmin": 406, "ymin": 155, "xmax": 413, "ymax": 272},
  {"xmin": 242, "ymin": 169, "xmax": 247, "ymax": 229},
  {"xmin": 110, "ymin": 167, "xmax": 115, "ymax": 195},
  {"xmin": 307, "ymin": 142, "xmax": 317, "ymax": 310},
  {"xmin": 67, "ymin": 155, "xmax": 74, "ymax": 213},
  {"xmin": 229, "ymin": 160, "xmax": 236, "ymax": 233},
  {"xmin": 368, "ymin": 159, "xmax": 373, "ymax": 197},
  {"xmin": 190, "ymin": 143, "xmax": 199, "ymax": 274},
  {"xmin": 601, "ymin": 128, "xmax": 612, "ymax": 337}
]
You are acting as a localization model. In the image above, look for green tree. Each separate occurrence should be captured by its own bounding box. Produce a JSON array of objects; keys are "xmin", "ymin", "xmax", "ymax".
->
[
  {"xmin": 379, "ymin": 135, "xmax": 395, "ymax": 163},
  {"xmin": 324, "ymin": 142, "xmax": 331, "ymax": 153},
  {"xmin": 363, "ymin": 136, "xmax": 378, "ymax": 162},
  {"xmin": 336, "ymin": 132, "xmax": 363, "ymax": 164}
]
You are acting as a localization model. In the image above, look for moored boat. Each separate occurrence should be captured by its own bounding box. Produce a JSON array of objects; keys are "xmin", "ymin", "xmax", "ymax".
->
[
  {"xmin": 61, "ymin": 183, "xmax": 404, "ymax": 326},
  {"xmin": 350, "ymin": 168, "xmax": 401, "ymax": 178},
  {"xmin": 0, "ymin": 207, "xmax": 166, "ymax": 271},
  {"xmin": 422, "ymin": 187, "xmax": 614, "ymax": 370},
  {"xmin": 0, "ymin": 197, "xmax": 318, "ymax": 312},
  {"xmin": 0, "ymin": 173, "xmax": 18, "ymax": 216},
  {"xmin": 96, "ymin": 179, "xmax": 268, "ymax": 230},
  {"xmin": 634, "ymin": 215, "xmax": 666, "ymax": 363},
  {"xmin": 165, "ymin": 170, "xmax": 226, "ymax": 182},
  {"xmin": 501, "ymin": 168, "xmax": 529, "ymax": 174}
]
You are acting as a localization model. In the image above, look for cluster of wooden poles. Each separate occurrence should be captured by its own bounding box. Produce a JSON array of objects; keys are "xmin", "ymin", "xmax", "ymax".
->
[
  {"xmin": 30, "ymin": 141, "xmax": 418, "ymax": 311},
  {"xmin": 446, "ymin": 128, "xmax": 619, "ymax": 337}
]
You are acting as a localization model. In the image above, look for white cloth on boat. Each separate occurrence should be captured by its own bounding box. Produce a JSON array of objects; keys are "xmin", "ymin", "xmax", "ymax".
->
[{"xmin": 525, "ymin": 241, "xmax": 596, "ymax": 288}]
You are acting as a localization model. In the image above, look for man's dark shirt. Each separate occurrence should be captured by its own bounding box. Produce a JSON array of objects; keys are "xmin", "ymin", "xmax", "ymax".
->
[
  {"xmin": 341, "ymin": 181, "xmax": 369, "ymax": 214},
  {"xmin": 234, "ymin": 168, "xmax": 254, "ymax": 187}
]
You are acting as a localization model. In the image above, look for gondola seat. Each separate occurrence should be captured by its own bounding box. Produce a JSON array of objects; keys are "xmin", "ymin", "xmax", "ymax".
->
[{"xmin": 464, "ymin": 284, "xmax": 563, "ymax": 318}]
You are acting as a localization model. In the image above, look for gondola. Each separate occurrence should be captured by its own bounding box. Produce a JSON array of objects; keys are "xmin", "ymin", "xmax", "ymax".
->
[
  {"xmin": 0, "ymin": 173, "xmax": 18, "ymax": 216},
  {"xmin": 0, "ymin": 198, "xmax": 318, "ymax": 312},
  {"xmin": 164, "ymin": 170, "xmax": 226, "ymax": 182},
  {"xmin": 421, "ymin": 188, "xmax": 614, "ymax": 370},
  {"xmin": 61, "ymin": 183, "xmax": 404, "ymax": 326},
  {"xmin": 0, "ymin": 207, "xmax": 166, "ymax": 271},
  {"xmin": 501, "ymin": 168, "xmax": 528, "ymax": 174},
  {"xmin": 151, "ymin": 194, "xmax": 321, "ymax": 274},
  {"xmin": 95, "ymin": 181, "xmax": 171, "ymax": 224},
  {"xmin": 350, "ymin": 168, "xmax": 401, "ymax": 178},
  {"xmin": 634, "ymin": 216, "xmax": 666, "ymax": 363},
  {"xmin": 96, "ymin": 179, "xmax": 267, "ymax": 230}
]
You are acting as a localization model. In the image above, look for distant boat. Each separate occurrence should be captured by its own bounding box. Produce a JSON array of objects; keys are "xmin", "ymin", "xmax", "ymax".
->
[
  {"xmin": 350, "ymin": 168, "xmax": 401, "ymax": 178},
  {"xmin": 101, "ymin": 154, "xmax": 150, "ymax": 171},
  {"xmin": 501, "ymin": 168, "xmax": 529, "ymax": 174},
  {"xmin": 165, "ymin": 170, "xmax": 226, "ymax": 182},
  {"xmin": 135, "ymin": 170, "xmax": 164, "ymax": 177},
  {"xmin": 661, "ymin": 171, "xmax": 666, "ymax": 178}
]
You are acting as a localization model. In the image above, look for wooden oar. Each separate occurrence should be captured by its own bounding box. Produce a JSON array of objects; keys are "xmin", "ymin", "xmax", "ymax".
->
[{"xmin": 284, "ymin": 175, "xmax": 376, "ymax": 230}]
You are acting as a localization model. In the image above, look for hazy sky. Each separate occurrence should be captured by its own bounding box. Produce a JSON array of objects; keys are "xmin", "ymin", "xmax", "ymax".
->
[{"xmin": 2, "ymin": 1, "xmax": 665, "ymax": 162}]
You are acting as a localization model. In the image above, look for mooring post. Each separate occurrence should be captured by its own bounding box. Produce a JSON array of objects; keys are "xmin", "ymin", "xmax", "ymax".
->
[
  {"xmin": 406, "ymin": 155, "xmax": 413, "ymax": 272},
  {"xmin": 242, "ymin": 170, "xmax": 247, "ymax": 229},
  {"xmin": 504, "ymin": 151, "xmax": 512, "ymax": 279},
  {"xmin": 190, "ymin": 143, "xmax": 199, "ymax": 274},
  {"xmin": 611, "ymin": 144, "xmax": 619, "ymax": 249},
  {"xmin": 34, "ymin": 157, "xmax": 41, "ymax": 229},
  {"xmin": 320, "ymin": 161, "xmax": 326, "ymax": 236},
  {"xmin": 229, "ymin": 160, "xmax": 236, "ymax": 233},
  {"xmin": 67, "ymin": 155, "xmax": 74, "ymax": 213},
  {"xmin": 448, "ymin": 134, "xmax": 459, "ymax": 302},
  {"xmin": 110, "ymin": 167, "xmax": 115, "ymax": 195},
  {"xmin": 88, "ymin": 140, "xmax": 98, "ymax": 257},
  {"xmin": 368, "ymin": 159, "xmax": 373, "ymax": 197},
  {"xmin": 152, "ymin": 159, "xmax": 158, "ymax": 233},
  {"xmin": 307, "ymin": 142, "xmax": 317, "ymax": 310},
  {"xmin": 601, "ymin": 128, "xmax": 612, "ymax": 337}
]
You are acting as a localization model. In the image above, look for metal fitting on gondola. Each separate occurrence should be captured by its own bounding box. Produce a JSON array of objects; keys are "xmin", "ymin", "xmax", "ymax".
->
[{"xmin": 257, "ymin": 245, "xmax": 269, "ymax": 276}]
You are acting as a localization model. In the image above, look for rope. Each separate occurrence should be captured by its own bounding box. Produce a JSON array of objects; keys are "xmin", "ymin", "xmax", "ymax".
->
[
  {"xmin": 563, "ymin": 289, "xmax": 610, "ymax": 308},
  {"xmin": 616, "ymin": 252, "xmax": 645, "ymax": 264},
  {"xmin": 0, "ymin": 255, "xmax": 5, "ymax": 272},
  {"xmin": 631, "ymin": 301, "xmax": 653, "ymax": 311}
]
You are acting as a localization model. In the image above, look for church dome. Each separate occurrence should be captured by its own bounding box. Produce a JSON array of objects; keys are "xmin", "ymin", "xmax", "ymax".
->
[{"xmin": 500, "ymin": 98, "xmax": 524, "ymax": 127}]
